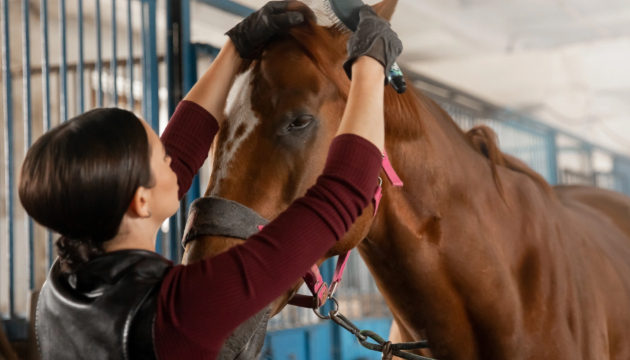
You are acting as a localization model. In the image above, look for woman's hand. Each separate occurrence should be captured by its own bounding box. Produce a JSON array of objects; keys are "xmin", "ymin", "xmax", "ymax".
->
[
  {"xmin": 226, "ymin": 1, "xmax": 305, "ymax": 59},
  {"xmin": 184, "ymin": 1, "xmax": 305, "ymax": 124},
  {"xmin": 343, "ymin": 6, "xmax": 403, "ymax": 84},
  {"xmin": 336, "ymin": 6, "xmax": 404, "ymax": 152}
]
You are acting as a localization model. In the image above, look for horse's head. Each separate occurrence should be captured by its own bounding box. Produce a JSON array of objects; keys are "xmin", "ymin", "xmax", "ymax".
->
[{"xmin": 183, "ymin": 0, "xmax": 398, "ymax": 358}]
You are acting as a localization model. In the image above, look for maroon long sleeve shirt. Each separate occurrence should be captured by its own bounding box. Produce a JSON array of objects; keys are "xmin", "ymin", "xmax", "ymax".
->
[{"xmin": 155, "ymin": 101, "xmax": 382, "ymax": 359}]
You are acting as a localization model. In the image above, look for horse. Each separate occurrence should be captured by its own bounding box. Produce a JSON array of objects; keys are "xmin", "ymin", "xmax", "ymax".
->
[{"xmin": 182, "ymin": 0, "xmax": 630, "ymax": 358}]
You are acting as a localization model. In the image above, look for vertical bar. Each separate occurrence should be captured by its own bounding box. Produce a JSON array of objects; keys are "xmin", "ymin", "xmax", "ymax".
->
[
  {"xmin": 141, "ymin": 0, "xmax": 158, "ymax": 133},
  {"xmin": 59, "ymin": 0, "xmax": 68, "ymax": 121},
  {"xmin": 181, "ymin": 0, "xmax": 192, "ymax": 94},
  {"xmin": 22, "ymin": 0, "xmax": 35, "ymax": 290},
  {"xmin": 40, "ymin": 0, "xmax": 54, "ymax": 269},
  {"xmin": 166, "ymin": 0, "xmax": 179, "ymax": 117},
  {"xmin": 77, "ymin": 0, "xmax": 84, "ymax": 114},
  {"xmin": 167, "ymin": 0, "xmax": 181, "ymax": 262},
  {"xmin": 126, "ymin": 0, "xmax": 133, "ymax": 109},
  {"xmin": 96, "ymin": 0, "xmax": 103, "ymax": 107},
  {"xmin": 141, "ymin": 5, "xmax": 147, "ymax": 119},
  {"xmin": 111, "ymin": 0, "xmax": 118, "ymax": 106},
  {"xmin": 141, "ymin": 0, "xmax": 159, "ymax": 254},
  {"xmin": 546, "ymin": 130, "xmax": 558, "ymax": 185},
  {"xmin": 1, "ymin": 0, "xmax": 15, "ymax": 315}
]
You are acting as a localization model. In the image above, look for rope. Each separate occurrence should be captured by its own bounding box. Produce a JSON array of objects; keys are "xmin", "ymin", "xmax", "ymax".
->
[{"xmin": 329, "ymin": 310, "xmax": 435, "ymax": 360}]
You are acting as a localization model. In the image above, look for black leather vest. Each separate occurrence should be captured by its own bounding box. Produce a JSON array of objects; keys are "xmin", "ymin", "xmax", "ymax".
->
[{"xmin": 36, "ymin": 250, "xmax": 171, "ymax": 360}]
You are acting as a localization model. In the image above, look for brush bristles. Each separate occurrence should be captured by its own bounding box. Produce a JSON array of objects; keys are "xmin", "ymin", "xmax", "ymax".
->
[{"xmin": 299, "ymin": 0, "xmax": 350, "ymax": 32}]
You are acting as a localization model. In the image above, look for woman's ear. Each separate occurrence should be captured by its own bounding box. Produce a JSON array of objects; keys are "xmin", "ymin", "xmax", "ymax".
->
[{"xmin": 128, "ymin": 186, "xmax": 151, "ymax": 218}]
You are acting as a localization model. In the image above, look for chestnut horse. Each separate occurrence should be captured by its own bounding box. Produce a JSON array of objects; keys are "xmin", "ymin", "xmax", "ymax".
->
[{"xmin": 183, "ymin": 0, "xmax": 630, "ymax": 359}]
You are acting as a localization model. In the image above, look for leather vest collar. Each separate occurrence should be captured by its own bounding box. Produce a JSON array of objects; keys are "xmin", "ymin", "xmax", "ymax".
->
[{"xmin": 37, "ymin": 250, "xmax": 171, "ymax": 360}]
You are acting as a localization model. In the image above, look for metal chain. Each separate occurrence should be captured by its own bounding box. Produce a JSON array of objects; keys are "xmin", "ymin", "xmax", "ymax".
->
[{"xmin": 327, "ymin": 307, "xmax": 436, "ymax": 360}]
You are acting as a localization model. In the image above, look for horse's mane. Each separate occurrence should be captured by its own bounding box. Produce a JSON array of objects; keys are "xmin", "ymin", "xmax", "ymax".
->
[
  {"xmin": 273, "ymin": 1, "xmax": 554, "ymax": 198},
  {"xmin": 465, "ymin": 125, "xmax": 554, "ymax": 197}
]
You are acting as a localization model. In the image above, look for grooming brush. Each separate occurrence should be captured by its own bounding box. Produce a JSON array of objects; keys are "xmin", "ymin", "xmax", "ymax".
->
[{"xmin": 327, "ymin": 0, "xmax": 407, "ymax": 94}]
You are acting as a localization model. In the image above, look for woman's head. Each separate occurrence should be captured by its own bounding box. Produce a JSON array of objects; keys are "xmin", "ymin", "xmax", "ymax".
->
[{"xmin": 19, "ymin": 108, "xmax": 179, "ymax": 272}]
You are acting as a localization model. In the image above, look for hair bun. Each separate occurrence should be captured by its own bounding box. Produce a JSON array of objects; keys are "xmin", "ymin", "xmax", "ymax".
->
[{"xmin": 56, "ymin": 235, "xmax": 105, "ymax": 273}]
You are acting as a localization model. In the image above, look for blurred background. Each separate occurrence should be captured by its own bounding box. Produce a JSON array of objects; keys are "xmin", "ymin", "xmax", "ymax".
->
[{"xmin": 0, "ymin": 0, "xmax": 629, "ymax": 359}]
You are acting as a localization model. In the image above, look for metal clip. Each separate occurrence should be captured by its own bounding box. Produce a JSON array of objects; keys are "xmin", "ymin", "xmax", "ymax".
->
[
  {"xmin": 381, "ymin": 341, "xmax": 393, "ymax": 360},
  {"xmin": 313, "ymin": 296, "xmax": 339, "ymax": 320}
]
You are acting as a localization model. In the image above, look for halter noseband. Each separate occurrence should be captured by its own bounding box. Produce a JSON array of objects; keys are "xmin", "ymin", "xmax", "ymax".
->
[{"xmin": 181, "ymin": 151, "xmax": 402, "ymax": 313}]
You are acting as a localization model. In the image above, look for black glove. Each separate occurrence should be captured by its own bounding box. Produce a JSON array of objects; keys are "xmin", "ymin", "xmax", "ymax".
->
[
  {"xmin": 343, "ymin": 6, "xmax": 403, "ymax": 84},
  {"xmin": 226, "ymin": 1, "xmax": 305, "ymax": 59}
]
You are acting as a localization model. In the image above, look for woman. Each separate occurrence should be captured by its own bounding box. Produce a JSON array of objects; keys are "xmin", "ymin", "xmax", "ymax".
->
[{"xmin": 19, "ymin": 2, "xmax": 402, "ymax": 359}]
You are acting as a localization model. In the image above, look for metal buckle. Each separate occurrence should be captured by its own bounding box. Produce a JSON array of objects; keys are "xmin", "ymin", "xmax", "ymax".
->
[{"xmin": 328, "ymin": 282, "xmax": 339, "ymax": 299}]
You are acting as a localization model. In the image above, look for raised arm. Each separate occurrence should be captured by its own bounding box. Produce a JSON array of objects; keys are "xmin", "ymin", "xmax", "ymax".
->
[
  {"xmin": 182, "ymin": 41, "xmax": 241, "ymax": 126},
  {"xmin": 338, "ymin": 5, "xmax": 403, "ymax": 151}
]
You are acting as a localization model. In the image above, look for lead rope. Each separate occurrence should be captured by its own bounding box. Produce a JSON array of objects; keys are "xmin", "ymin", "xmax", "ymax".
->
[
  {"xmin": 323, "ymin": 151, "xmax": 434, "ymax": 359},
  {"xmin": 326, "ymin": 306, "xmax": 435, "ymax": 360},
  {"xmin": 290, "ymin": 151, "xmax": 434, "ymax": 359}
]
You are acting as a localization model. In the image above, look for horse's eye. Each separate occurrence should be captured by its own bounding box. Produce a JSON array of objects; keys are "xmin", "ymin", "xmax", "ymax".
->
[{"xmin": 287, "ymin": 115, "xmax": 313, "ymax": 131}]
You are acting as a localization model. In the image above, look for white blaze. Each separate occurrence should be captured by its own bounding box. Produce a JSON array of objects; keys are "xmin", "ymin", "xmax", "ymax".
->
[{"xmin": 211, "ymin": 68, "xmax": 259, "ymax": 193}]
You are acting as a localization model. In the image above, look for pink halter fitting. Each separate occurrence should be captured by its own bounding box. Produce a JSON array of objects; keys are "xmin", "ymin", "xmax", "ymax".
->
[{"xmin": 281, "ymin": 150, "xmax": 403, "ymax": 313}]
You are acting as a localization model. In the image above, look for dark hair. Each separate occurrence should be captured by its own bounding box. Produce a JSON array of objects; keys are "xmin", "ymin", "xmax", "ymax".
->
[{"xmin": 19, "ymin": 108, "xmax": 154, "ymax": 273}]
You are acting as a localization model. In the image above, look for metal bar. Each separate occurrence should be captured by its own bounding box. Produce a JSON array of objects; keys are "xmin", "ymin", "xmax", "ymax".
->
[
  {"xmin": 111, "ymin": 0, "xmax": 118, "ymax": 106},
  {"xmin": 145, "ymin": 0, "xmax": 158, "ymax": 133},
  {"xmin": 1, "ymin": 0, "xmax": 15, "ymax": 315},
  {"xmin": 167, "ymin": 0, "xmax": 182, "ymax": 262},
  {"xmin": 40, "ymin": 0, "xmax": 54, "ymax": 270},
  {"xmin": 126, "ymin": 0, "xmax": 133, "ymax": 109},
  {"xmin": 166, "ymin": 0, "xmax": 180, "ymax": 117},
  {"xmin": 141, "ymin": 0, "xmax": 160, "ymax": 254},
  {"xmin": 96, "ymin": 0, "xmax": 103, "ymax": 107},
  {"xmin": 22, "ymin": 0, "xmax": 35, "ymax": 290},
  {"xmin": 181, "ymin": 0, "xmax": 193, "ymax": 94},
  {"xmin": 197, "ymin": 0, "xmax": 254, "ymax": 17},
  {"xmin": 546, "ymin": 130, "xmax": 558, "ymax": 185},
  {"xmin": 77, "ymin": 0, "xmax": 84, "ymax": 114},
  {"xmin": 59, "ymin": 0, "xmax": 68, "ymax": 121},
  {"xmin": 141, "ymin": 6, "xmax": 146, "ymax": 118}
]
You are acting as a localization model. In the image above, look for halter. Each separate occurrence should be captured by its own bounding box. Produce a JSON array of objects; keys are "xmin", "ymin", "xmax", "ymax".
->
[
  {"xmin": 285, "ymin": 150, "xmax": 402, "ymax": 314},
  {"xmin": 181, "ymin": 150, "xmax": 402, "ymax": 314}
]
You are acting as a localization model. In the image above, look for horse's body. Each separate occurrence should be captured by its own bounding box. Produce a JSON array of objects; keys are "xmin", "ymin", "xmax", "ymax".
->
[
  {"xmin": 183, "ymin": 1, "xmax": 630, "ymax": 358},
  {"xmin": 364, "ymin": 91, "xmax": 630, "ymax": 359}
]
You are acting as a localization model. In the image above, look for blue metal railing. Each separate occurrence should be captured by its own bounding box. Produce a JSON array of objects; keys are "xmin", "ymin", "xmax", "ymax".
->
[
  {"xmin": 77, "ymin": 0, "xmax": 85, "ymax": 114},
  {"xmin": 2, "ymin": 0, "xmax": 16, "ymax": 317},
  {"xmin": 59, "ymin": 0, "xmax": 68, "ymax": 122},
  {"xmin": 1, "ymin": 0, "xmax": 630, "ymax": 347},
  {"xmin": 96, "ymin": 0, "xmax": 103, "ymax": 107},
  {"xmin": 21, "ymin": 0, "xmax": 34, "ymax": 291},
  {"xmin": 126, "ymin": 0, "xmax": 134, "ymax": 108},
  {"xmin": 1, "ymin": 0, "xmax": 176, "ymax": 331},
  {"xmin": 112, "ymin": 0, "xmax": 118, "ymax": 106},
  {"xmin": 40, "ymin": 0, "xmax": 54, "ymax": 271}
]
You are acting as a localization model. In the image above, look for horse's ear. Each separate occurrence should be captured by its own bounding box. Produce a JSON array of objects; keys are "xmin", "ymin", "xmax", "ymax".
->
[{"xmin": 371, "ymin": 0, "xmax": 398, "ymax": 22}]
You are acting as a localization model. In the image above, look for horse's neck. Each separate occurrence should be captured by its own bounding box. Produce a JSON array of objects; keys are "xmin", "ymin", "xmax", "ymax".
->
[
  {"xmin": 380, "ymin": 89, "xmax": 485, "ymax": 219},
  {"xmin": 361, "ymin": 90, "xmax": 508, "ymax": 346}
]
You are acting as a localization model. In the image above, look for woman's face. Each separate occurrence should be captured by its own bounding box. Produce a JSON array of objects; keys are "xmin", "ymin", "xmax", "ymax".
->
[{"xmin": 143, "ymin": 121, "xmax": 180, "ymax": 224}]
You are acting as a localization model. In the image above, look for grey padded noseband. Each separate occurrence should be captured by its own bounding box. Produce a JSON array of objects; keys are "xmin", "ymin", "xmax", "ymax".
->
[{"xmin": 182, "ymin": 197, "xmax": 269, "ymax": 248}]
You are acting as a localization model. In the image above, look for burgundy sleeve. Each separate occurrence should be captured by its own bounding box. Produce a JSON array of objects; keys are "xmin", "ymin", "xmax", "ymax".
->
[
  {"xmin": 154, "ymin": 135, "xmax": 383, "ymax": 359},
  {"xmin": 161, "ymin": 100, "xmax": 220, "ymax": 200}
]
